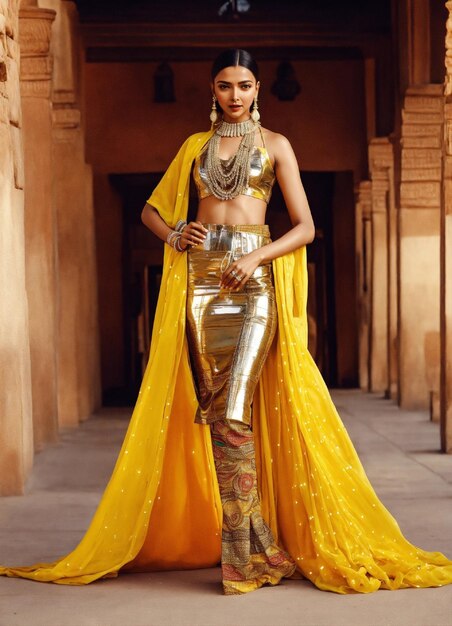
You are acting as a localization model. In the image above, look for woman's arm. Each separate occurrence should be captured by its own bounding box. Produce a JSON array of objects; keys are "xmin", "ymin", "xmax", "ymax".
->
[
  {"xmin": 221, "ymin": 133, "xmax": 315, "ymax": 289},
  {"xmin": 258, "ymin": 133, "xmax": 315, "ymax": 261},
  {"xmin": 141, "ymin": 204, "xmax": 173, "ymax": 242},
  {"xmin": 141, "ymin": 204, "xmax": 207, "ymax": 248}
]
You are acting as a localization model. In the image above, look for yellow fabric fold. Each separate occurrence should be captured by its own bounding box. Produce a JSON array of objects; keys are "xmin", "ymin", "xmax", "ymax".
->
[{"xmin": 1, "ymin": 130, "xmax": 452, "ymax": 593}]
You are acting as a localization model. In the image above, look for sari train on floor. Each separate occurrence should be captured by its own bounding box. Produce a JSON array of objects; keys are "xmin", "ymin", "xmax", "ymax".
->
[{"xmin": 1, "ymin": 131, "xmax": 452, "ymax": 593}]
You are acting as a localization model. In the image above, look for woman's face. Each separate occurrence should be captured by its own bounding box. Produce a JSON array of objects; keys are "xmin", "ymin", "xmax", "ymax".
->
[{"xmin": 211, "ymin": 65, "xmax": 259, "ymax": 124}]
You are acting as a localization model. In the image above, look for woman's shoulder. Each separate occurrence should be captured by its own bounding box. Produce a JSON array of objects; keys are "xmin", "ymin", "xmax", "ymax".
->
[
  {"xmin": 260, "ymin": 128, "xmax": 294, "ymax": 164},
  {"xmin": 260, "ymin": 127, "xmax": 292, "ymax": 149}
]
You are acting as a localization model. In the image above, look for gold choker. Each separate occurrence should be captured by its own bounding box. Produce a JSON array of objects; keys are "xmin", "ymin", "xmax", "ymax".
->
[{"xmin": 215, "ymin": 118, "xmax": 257, "ymax": 137}]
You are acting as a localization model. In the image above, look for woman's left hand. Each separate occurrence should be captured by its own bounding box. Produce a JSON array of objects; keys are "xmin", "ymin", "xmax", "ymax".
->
[{"xmin": 220, "ymin": 251, "xmax": 262, "ymax": 291}]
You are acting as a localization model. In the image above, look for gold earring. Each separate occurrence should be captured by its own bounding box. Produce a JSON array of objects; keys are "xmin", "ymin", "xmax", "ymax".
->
[
  {"xmin": 251, "ymin": 95, "xmax": 260, "ymax": 123},
  {"xmin": 210, "ymin": 94, "xmax": 218, "ymax": 127}
]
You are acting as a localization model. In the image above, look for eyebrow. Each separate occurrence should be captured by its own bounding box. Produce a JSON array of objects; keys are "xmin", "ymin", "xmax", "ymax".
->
[{"xmin": 215, "ymin": 80, "xmax": 253, "ymax": 85}]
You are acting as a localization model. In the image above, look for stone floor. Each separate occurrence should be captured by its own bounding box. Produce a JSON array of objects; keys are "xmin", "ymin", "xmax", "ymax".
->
[{"xmin": 0, "ymin": 390, "xmax": 452, "ymax": 626}]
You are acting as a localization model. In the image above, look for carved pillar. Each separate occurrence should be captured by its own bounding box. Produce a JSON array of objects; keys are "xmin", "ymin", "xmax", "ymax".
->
[
  {"xmin": 19, "ymin": 2, "xmax": 59, "ymax": 449},
  {"xmin": 0, "ymin": 1, "xmax": 34, "ymax": 494},
  {"xmin": 367, "ymin": 139, "xmax": 396, "ymax": 396},
  {"xmin": 441, "ymin": 1, "xmax": 452, "ymax": 452},
  {"xmin": 399, "ymin": 85, "xmax": 443, "ymax": 410},
  {"xmin": 355, "ymin": 181, "xmax": 372, "ymax": 391},
  {"xmin": 369, "ymin": 173, "xmax": 388, "ymax": 404},
  {"xmin": 41, "ymin": 0, "xmax": 101, "ymax": 425},
  {"xmin": 52, "ymin": 105, "xmax": 85, "ymax": 427}
]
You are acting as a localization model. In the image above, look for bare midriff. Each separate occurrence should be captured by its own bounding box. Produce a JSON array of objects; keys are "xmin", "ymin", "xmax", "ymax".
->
[{"xmin": 195, "ymin": 195, "xmax": 267, "ymax": 225}]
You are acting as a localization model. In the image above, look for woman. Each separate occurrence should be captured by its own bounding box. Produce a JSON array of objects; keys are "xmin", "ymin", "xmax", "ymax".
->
[
  {"xmin": 1, "ymin": 49, "xmax": 452, "ymax": 596},
  {"xmin": 140, "ymin": 48, "xmax": 314, "ymax": 594}
]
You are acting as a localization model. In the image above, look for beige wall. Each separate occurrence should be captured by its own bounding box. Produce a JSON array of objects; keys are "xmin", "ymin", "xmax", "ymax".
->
[
  {"xmin": 85, "ymin": 59, "xmax": 368, "ymax": 392},
  {"xmin": 0, "ymin": 0, "xmax": 100, "ymax": 494},
  {"xmin": 0, "ymin": 0, "xmax": 34, "ymax": 495},
  {"xmin": 85, "ymin": 59, "xmax": 367, "ymax": 172}
]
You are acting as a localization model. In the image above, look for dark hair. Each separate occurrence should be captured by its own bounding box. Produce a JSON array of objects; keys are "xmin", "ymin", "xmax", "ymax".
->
[{"xmin": 211, "ymin": 48, "xmax": 259, "ymax": 82}]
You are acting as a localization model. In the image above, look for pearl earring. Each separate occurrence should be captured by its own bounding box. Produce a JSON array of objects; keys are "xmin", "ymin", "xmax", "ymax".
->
[
  {"xmin": 251, "ymin": 95, "xmax": 260, "ymax": 123},
  {"xmin": 210, "ymin": 94, "xmax": 219, "ymax": 127}
]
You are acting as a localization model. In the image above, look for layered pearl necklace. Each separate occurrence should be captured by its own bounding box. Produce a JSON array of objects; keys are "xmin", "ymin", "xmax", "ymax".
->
[{"xmin": 204, "ymin": 118, "xmax": 258, "ymax": 201}]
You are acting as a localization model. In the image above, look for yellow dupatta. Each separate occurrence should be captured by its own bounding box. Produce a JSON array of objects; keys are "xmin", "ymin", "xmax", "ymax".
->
[{"xmin": 2, "ymin": 131, "xmax": 452, "ymax": 593}]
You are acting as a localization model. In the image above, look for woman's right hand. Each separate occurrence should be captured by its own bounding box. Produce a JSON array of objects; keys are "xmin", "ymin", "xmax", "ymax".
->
[{"xmin": 179, "ymin": 221, "xmax": 208, "ymax": 249}]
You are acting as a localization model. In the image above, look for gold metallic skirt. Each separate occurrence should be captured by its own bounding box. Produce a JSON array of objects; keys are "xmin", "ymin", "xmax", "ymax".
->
[{"xmin": 186, "ymin": 224, "xmax": 277, "ymax": 425}]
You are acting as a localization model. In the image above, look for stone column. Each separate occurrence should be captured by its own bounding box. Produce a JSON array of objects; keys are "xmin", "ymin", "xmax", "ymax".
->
[
  {"xmin": 41, "ymin": 0, "xmax": 101, "ymax": 425},
  {"xmin": 441, "ymin": 1, "xmax": 452, "ymax": 452},
  {"xmin": 19, "ymin": 1, "xmax": 59, "ymax": 449},
  {"xmin": 355, "ymin": 180, "xmax": 372, "ymax": 391},
  {"xmin": 367, "ymin": 139, "xmax": 396, "ymax": 396},
  {"xmin": 399, "ymin": 85, "xmax": 443, "ymax": 410},
  {"xmin": 52, "ymin": 105, "xmax": 85, "ymax": 427},
  {"xmin": 0, "ymin": 0, "xmax": 34, "ymax": 494},
  {"xmin": 52, "ymin": 88, "xmax": 101, "ymax": 427}
]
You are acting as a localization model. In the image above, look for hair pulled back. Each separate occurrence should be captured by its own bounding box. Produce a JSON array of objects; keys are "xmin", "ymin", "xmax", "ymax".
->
[{"xmin": 211, "ymin": 48, "xmax": 259, "ymax": 82}]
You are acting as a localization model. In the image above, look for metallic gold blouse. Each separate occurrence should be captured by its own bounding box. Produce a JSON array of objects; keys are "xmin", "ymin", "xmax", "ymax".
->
[{"xmin": 193, "ymin": 144, "xmax": 276, "ymax": 204}]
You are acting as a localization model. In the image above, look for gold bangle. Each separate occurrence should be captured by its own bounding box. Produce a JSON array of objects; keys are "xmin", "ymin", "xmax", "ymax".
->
[
  {"xmin": 175, "ymin": 236, "xmax": 185, "ymax": 252},
  {"xmin": 166, "ymin": 230, "xmax": 179, "ymax": 247}
]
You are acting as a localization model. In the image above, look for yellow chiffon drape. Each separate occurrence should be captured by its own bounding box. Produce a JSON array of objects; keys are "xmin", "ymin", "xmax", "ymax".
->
[{"xmin": 1, "ymin": 130, "xmax": 452, "ymax": 593}]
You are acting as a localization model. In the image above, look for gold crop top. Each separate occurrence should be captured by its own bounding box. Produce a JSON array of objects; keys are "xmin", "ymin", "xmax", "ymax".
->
[{"xmin": 193, "ymin": 127, "xmax": 276, "ymax": 204}]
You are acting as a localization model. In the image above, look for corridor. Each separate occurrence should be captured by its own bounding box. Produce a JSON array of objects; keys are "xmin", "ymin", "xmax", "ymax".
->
[{"xmin": 0, "ymin": 390, "xmax": 451, "ymax": 626}]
